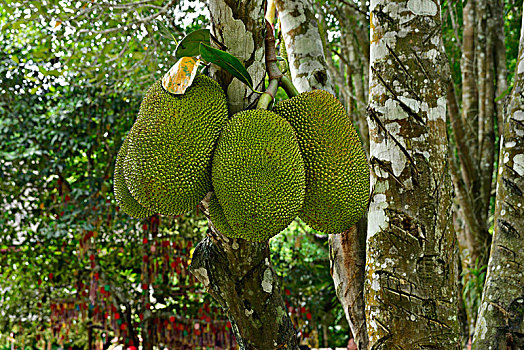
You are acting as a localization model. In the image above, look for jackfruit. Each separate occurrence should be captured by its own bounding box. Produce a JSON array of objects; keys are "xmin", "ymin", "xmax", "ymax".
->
[
  {"xmin": 114, "ymin": 137, "xmax": 155, "ymax": 219},
  {"xmin": 212, "ymin": 109, "xmax": 306, "ymax": 241},
  {"xmin": 207, "ymin": 192, "xmax": 239, "ymax": 239},
  {"xmin": 272, "ymin": 90, "xmax": 369, "ymax": 234},
  {"xmin": 124, "ymin": 74, "xmax": 228, "ymax": 216}
]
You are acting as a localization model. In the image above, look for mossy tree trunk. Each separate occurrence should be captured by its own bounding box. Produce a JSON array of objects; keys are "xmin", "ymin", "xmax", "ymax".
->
[
  {"xmin": 365, "ymin": 0, "xmax": 461, "ymax": 348},
  {"xmin": 471, "ymin": 8, "xmax": 524, "ymax": 349},
  {"xmin": 276, "ymin": 1, "xmax": 368, "ymax": 348},
  {"xmin": 189, "ymin": 1, "xmax": 299, "ymax": 349}
]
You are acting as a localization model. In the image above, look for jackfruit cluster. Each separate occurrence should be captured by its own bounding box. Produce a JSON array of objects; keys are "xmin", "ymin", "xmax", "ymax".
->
[
  {"xmin": 114, "ymin": 74, "xmax": 228, "ymax": 218},
  {"xmin": 273, "ymin": 90, "xmax": 369, "ymax": 234},
  {"xmin": 212, "ymin": 109, "xmax": 306, "ymax": 242},
  {"xmin": 114, "ymin": 69, "xmax": 368, "ymax": 240}
]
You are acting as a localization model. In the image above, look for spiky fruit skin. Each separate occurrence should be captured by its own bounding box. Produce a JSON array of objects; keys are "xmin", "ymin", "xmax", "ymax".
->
[
  {"xmin": 114, "ymin": 137, "xmax": 155, "ymax": 219},
  {"xmin": 124, "ymin": 75, "xmax": 228, "ymax": 216},
  {"xmin": 208, "ymin": 193, "xmax": 239, "ymax": 239},
  {"xmin": 212, "ymin": 109, "xmax": 306, "ymax": 242},
  {"xmin": 273, "ymin": 90, "xmax": 369, "ymax": 234}
]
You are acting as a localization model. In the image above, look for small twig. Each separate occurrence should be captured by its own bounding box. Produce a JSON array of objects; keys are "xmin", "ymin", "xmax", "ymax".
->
[{"xmin": 280, "ymin": 75, "xmax": 299, "ymax": 97}]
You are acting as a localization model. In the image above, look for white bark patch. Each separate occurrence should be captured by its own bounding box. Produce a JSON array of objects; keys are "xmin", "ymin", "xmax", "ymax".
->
[
  {"xmin": 426, "ymin": 48, "xmax": 439, "ymax": 61},
  {"xmin": 476, "ymin": 307, "xmax": 488, "ymax": 340},
  {"xmin": 291, "ymin": 28, "xmax": 323, "ymax": 55},
  {"xmin": 513, "ymin": 154, "xmax": 524, "ymax": 176},
  {"xmin": 193, "ymin": 267, "xmax": 210, "ymax": 287},
  {"xmin": 384, "ymin": 98, "xmax": 408, "ymax": 120},
  {"xmin": 514, "ymin": 110, "xmax": 524, "ymax": 121},
  {"xmin": 407, "ymin": 0, "xmax": 437, "ymax": 16},
  {"xmin": 518, "ymin": 52, "xmax": 524, "ymax": 74},
  {"xmin": 371, "ymin": 274, "xmax": 380, "ymax": 291},
  {"xmin": 427, "ymin": 96, "xmax": 446, "ymax": 122},
  {"xmin": 371, "ymin": 128, "xmax": 407, "ymax": 177},
  {"xmin": 368, "ymin": 193, "xmax": 388, "ymax": 239},
  {"xmin": 370, "ymin": 31, "xmax": 398, "ymax": 62},
  {"xmin": 261, "ymin": 268, "xmax": 273, "ymax": 293},
  {"xmin": 398, "ymin": 96, "xmax": 421, "ymax": 113},
  {"xmin": 245, "ymin": 308, "xmax": 254, "ymax": 317},
  {"xmin": 279, "ymin": 2, "xmax": 306, "ymax": 31},
  {"xmin": 232, "ymin": 241, "xmax": 239, "ymax": 250}
]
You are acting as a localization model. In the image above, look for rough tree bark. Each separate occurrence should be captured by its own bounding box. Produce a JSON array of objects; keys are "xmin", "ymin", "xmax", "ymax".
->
[
  {"xmin": 274, "ymin": 0, "xmax": 334, "ymax": 94},
  {"xmin": 471, "ymin": 8, "xmax": 524, "ymax": 349},
  {"xmin": 189, "ymin": 1, "xmax": 299, "ymax": 349},
  {"xmin": 365, "ymin": 0, "xmax": 461, "ymax": 348},
  {"xmin": 276, "ymin": 1, "xmax": 368, "ymax": 348}
]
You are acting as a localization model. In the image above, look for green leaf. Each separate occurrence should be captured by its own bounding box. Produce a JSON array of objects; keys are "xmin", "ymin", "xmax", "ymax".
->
[
  {"xmin": 199, "ymin": 43, "xmax": 261, "ymax": 93},
  {"xmin": 175, "ymin": 29, "xmax": 210, "ymax": 59},
  {"xmin": 11, "ymin": 55, "xmax": 19, "ymax": 64}
]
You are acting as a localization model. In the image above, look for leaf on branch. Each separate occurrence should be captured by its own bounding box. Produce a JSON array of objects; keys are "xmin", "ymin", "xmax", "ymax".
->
[
  {"xmin": 175, "ymin": 29, "xmax": 211, "ymax": 59},
  {"xmin": 199, "ymin": 43, "xmax": 260, "ymax": 93}
]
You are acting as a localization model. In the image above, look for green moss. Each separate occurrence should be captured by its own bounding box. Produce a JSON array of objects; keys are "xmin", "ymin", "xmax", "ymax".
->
[
  {"xmin": 212, "ymin": 109, "xmax": 306, "ymax": 242},
  {"xmin": 273, "ymin": 90, "xmax": 369, "ymax": 234},
  {"xmin": 124, "ymin": 75, "xmax": 228, "ymax": 216}
]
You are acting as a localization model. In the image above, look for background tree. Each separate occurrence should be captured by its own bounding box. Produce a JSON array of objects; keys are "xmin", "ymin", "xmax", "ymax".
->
[
  {"xmin": 471, "ymin": 4, "xmax": 524, "ymax": 348},
  {"xmin": 365, "ymin": 0, "xmax": 460, "ymax": 348}
]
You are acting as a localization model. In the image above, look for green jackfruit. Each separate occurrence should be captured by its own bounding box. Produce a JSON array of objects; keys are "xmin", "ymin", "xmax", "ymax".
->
[
  {"xmin": 273, "ymin": 90, "xmax": 369, "ymax": 234},
  {"xmin": 124, "ymin": 75, "xmax": 228, "ymax": 216},
  {"xmin": 212, "ymin": 109, "xmax": 306, "ymax": 242},
  {"xmin": 114, "ymin": 137, "xmax": 155, "ymax": 219},
  {"xmin": 208, "ymin": 192, "xmax": 239, "ymax": 239}
]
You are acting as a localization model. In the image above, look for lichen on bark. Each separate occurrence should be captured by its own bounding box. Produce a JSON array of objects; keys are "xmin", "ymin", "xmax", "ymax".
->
[{"xmin": 365, "ymin": 0, "xmax": 461, "ymax": 348}]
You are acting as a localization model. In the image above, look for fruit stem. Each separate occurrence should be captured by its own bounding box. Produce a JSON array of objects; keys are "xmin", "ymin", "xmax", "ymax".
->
[
  {"xmin": 256, "ymin": 79, "xmax": 279, "ymax": 109},
  {"xmin": 280, "ymin": 75, "xmax": 299, "ymax": 97},
  {"xmin": 257, "ymin": 20, "xmax": 283, "ymax": 110}
]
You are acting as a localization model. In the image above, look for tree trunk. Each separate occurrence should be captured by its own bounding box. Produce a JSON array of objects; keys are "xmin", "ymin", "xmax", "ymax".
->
[
  {"xmin": 448, "ymin": 0, "xmax": 507, "ymax": 335},
  {"xmin": 471, "ymin": 8, "xmax": 524, "ymax": 349},
  {"xmin": 275, "ymin": 0, "xmax": 334, "ymax": 94},
  {"xmin": 189, "ymin": 1, "xmax": 299, "ymax": 349},
  {"xmin": 276, "ymin": 1, "xmax": 368, "ymax": 348},
  {"xmin": 329, "ymin": 219, "xmax": 368, "ymax": 350},
  {"xmin": 365, "ymin": 0, "xmax": 460, "ymax": 348}
]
